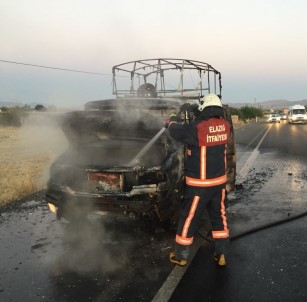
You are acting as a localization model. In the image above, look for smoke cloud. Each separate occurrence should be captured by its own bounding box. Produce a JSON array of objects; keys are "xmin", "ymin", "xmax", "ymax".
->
[
  {"xmin": 16, "ymin": 112, "xmax": 69, "ymax": 187},
  {"xmin": 53, "ymin": 215, "xmax": 133, "ymax": 275}
]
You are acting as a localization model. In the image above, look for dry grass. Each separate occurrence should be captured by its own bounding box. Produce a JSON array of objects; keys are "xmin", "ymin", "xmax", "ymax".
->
[{"xmin": 0, "ymin": 116, "xmax": 68, "ymax": 206}]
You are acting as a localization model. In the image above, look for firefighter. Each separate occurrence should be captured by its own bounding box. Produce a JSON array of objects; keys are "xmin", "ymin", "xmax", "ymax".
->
[{"xmin": 166, "ymin": 94, "xmax": 230, "ymax": 267}]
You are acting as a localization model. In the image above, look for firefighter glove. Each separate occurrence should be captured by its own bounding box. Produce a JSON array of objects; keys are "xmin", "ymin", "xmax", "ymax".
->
[
  {"xmin": 169, "ymin": 113, "xmax": 179, "ymax": 122},
  {"xmin": 164, "ymin": 113, "xmax": 179, "ymax": 128}
]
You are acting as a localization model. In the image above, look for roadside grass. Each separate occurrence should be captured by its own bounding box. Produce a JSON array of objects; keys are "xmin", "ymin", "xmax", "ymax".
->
[
  {"xmin": 0, "ymin": 159, "xmax": 47, "ymax": 206},
  {"xmin": 0, "ymin": 123, "xmax": 68, "ymax": 206},
  {"xmin": 0, "ymin": 171, "xmax": 40, "ymax": 206}
]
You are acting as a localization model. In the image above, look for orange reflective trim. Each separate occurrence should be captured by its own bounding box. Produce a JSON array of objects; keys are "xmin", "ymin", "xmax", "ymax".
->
[
  {"xmin": 220, "ymin": 188, "xmax": 228, "ymax": 230},
  {"xmin": 175, "ymin": 195, "xmax": 200, "ymax": 246},
  {"xmin": 212, "ymin": 230, "xmax": 229, "ymax": 238},
  {"xmin": 211, "ymin": 189, "xmax": 229, "ymax": 239},
  {"xmin": 200, "ymin": 146, "xmax": 206, "ymax": 179},
  {"xmin": 176, "ymin": 234, "xmax": 193, "ymax": 245},
  {"xmin": 186, "ymin": 175, "xmax": 227, "ymax": 187},
  {"xmin": 182, "ymin": 195, "xmax": 200, "ymax": 237}
]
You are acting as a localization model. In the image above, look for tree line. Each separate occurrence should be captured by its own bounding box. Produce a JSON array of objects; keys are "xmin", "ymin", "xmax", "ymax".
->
[
  {"xmin": 229, "ymin": 105, "xmax": 264, "ymax": 121},
  {"xmin": 2, "ymin": 104, "xmax": 296, "ymax": 127},
  {"xmin": 0, "ymin": 104, "xmax": 47, "ymax": 126}
]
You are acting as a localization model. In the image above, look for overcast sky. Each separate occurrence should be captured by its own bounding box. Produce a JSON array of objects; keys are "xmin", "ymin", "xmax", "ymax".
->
[{"xmin": 1, "ymin": 0, "xmax": 307, "ymax": 108}]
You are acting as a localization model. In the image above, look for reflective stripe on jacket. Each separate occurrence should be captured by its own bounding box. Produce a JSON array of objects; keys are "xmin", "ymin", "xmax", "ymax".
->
[{"xmin": 168, "ymin": 117, "xmax": 230, "ymax": 187}]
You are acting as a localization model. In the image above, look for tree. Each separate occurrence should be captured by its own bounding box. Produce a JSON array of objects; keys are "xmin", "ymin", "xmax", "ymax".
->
[
  {"xmin": 229, "ymin": 106, "xmax": 264, "ymax": 121},
  {"xmin": 34, "ymin": 104, "xmax": 47, "ymax": 111}
]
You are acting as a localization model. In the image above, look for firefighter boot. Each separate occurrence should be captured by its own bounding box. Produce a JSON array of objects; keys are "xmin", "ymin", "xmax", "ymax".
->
[
  {"xmin": 214, "ymin": 253, "xmax": 227, "ymax": 267},
  {"xmin": 169, "ymin": 252, "xmax": 187, "ymax": 266},
  {"xmin": 214, "ymin": 238, "xmax": 229, "ymax": 267},
  {"xmin": 169, "ymin": 244, "xmax": 189, "ymax": 266}
]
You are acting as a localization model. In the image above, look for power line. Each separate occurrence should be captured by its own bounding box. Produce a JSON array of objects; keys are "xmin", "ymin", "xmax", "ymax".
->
[{"xmin": 0, "ymin": 59, "xmax": 112, "ymax": 76}]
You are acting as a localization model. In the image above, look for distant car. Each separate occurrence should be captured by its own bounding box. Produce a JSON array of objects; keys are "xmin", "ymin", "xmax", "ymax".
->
[
  {"xmin": 268, "ymin": 114, "xmax": 281, "ymax": 123},
  {"xmin": 279, "ymin": 113, "xmax": 287, "ymax": 120},
  {"xmin": 45, "ymin": 59, "xmax": 236, "ymax": 227}
]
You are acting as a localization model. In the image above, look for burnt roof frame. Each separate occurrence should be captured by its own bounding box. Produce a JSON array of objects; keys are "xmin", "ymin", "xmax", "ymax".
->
[{"xmin": 112, "ymin": 58, "xmax": 222, "ymax": 100}]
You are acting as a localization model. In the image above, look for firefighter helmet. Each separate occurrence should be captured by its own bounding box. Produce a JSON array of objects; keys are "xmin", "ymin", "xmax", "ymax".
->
[{"xmin": 198, "ymin": 94, "xmax": 222, "ymax": 111}]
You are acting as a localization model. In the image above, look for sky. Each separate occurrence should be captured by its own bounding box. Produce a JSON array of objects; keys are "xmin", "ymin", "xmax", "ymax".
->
[{"xmin": 1, "ymin": 0, "xmax": 307, "ymax": 108}]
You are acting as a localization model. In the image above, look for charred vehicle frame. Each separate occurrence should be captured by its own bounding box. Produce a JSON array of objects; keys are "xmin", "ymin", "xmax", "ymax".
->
[{"xmin": 46, "ymin": 58, "xmax": 236, "ymax": 226}]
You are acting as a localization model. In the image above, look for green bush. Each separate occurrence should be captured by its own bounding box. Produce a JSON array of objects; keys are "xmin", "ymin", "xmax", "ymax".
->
[{"xmin": 229, "ymin": 106, "xmax": 264, "ymax": 121}]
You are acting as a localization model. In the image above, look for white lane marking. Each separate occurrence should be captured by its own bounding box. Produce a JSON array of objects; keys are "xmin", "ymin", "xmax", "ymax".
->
[
  {"xmin": 238, "ymin": 124, "xmax": 272, "ymax": 180},
  {"xmin": 152, "ymin": 238, "xmax": 204, "ymax": 302},
  {"xmin": 236, "ymin": 127, "xmax": 268, "ymax": 161}
]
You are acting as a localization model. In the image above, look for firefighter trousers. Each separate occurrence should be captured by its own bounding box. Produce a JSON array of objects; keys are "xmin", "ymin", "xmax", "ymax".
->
[{"xmin": 175, "ymin": 184, "xmax": 229, "ymax": 257}]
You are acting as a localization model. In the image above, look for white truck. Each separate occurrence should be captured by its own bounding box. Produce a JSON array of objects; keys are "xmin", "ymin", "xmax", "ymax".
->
[{"xmin": 288, "ymin": 105, "xmax": 306, "ymax": 124}]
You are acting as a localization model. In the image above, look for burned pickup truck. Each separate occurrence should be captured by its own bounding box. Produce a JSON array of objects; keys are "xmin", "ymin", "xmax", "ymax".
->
[{"xmin": 46, "ymin": 59, "xmax": 236, "ymax": 226}]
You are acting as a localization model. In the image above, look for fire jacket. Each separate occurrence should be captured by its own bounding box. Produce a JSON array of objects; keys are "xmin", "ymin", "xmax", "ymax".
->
[{"xmin": 168, "ymin": 115, "xmax": 230, "ymax": 187}]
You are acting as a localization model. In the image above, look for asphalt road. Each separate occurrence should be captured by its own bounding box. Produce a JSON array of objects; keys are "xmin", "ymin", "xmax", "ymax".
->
[
  {"xmin": 1, "ymin": 119, "xmax": 306, "ymax": 302},
  {"xmin": 0, "ymin": 197, "xmax": 175, "ymax": 302},
  {"xmin": 169, "ymin": 214, "xmax": 307, "ymax": 302}
]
